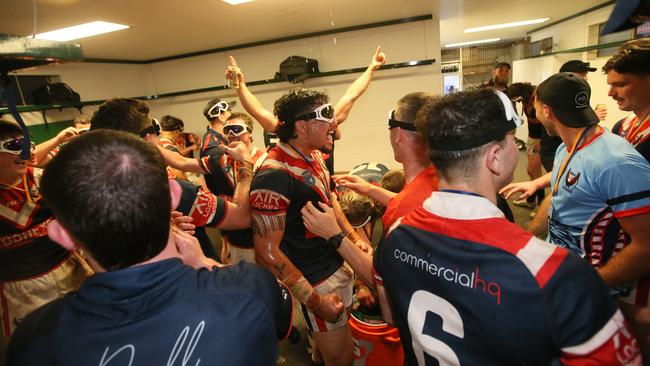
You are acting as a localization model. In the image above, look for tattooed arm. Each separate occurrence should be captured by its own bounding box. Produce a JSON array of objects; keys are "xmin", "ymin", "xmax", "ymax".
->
[{"xmin": 252, "ymin": 211, "xmax": 343, "ymax": 322}]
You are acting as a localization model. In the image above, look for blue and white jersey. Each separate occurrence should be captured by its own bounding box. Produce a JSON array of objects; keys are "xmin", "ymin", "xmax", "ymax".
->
[{"xmin": 374, "ymin": 191, "xmax": 639, "ymax": 366}]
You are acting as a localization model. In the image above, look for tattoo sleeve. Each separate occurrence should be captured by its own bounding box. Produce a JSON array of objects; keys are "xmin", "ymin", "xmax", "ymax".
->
[{"xmin": 252, "ymin": 214, "xmax": 286, "ymax": 237}]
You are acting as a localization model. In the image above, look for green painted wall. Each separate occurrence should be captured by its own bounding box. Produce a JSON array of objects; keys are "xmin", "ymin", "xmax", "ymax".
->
[{"xmin": 26, "ymin": 120, "xmax": 72, "ymax": 143}]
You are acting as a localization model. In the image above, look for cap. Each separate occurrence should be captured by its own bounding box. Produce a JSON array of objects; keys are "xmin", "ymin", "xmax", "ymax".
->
[
  {"xmin": 495, "ymin": 62, "xmax": 511, "ymax": 69},
  {"xmin": 559, "ymin": 60, "xmax": 597, "ymax": 73},
  {"xmin": 536, "ymin": 72, "xmax": 599, "ymax": 128},
  {"xmin": 601, "ymin": 0, "xmax": 645, "ymax": 35}
]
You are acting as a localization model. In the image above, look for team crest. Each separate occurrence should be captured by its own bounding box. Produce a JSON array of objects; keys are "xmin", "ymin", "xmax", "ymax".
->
[
  {"xmin": 302, "ymin": 171, "xmax": 315, "ymax": 186},
  {"xmin": 563, "ymin": 168, "xmax": 580, "ymax": 192}
]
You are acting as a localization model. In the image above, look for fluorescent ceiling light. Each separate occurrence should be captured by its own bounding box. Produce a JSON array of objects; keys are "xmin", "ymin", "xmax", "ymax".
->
[
  {"xmin": 222, "ymin": 0, "xmax": 254, "ymax": 4},
  {"xmin": 34, "ymin": 21, "xmax": 129, "ymax": 41},
  {"xmin": 464, "ymin": 18, "xmax": 549, "ymax": 33},
  {"xmin": 445, "ymin": 38, "xmax": 501, "ymax": 48}
]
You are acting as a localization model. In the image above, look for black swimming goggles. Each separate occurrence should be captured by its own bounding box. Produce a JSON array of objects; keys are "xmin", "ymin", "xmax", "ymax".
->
[
  {"xmin": 139, "ymin": 118, "xmax": 161, "ymax": 138},
  {"xmin": 387, "ymin": 109, "xmax": 417, "ymax": 131}
]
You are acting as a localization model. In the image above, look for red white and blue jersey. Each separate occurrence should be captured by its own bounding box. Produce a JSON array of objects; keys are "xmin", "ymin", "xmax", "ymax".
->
[
  {"xmin": 0, "ymin": 168, "xmax": 68, "ymax": 281},
  {"xmin": 250, "ymin": 142, "xmax": 342, "ymax": 284},
  {"xmin": 199, "ymin": 127, "xmax": 232, "ymax": 197},
  {"xmin": 612, "ymin": 114, "xmax": 650, "ymax": 163},
  {"xmin": 548, "ymin": 128, "xmax": 650, "ymax": 305},
  {"xmin": 374, "ymin": 191, "xmax": 640, "ymax": 366}
]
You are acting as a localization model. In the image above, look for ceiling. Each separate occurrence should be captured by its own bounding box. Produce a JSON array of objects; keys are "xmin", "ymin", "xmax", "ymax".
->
[{"xmin": 1, "ymin": 0, "xmax": 609, "ymax": 62}]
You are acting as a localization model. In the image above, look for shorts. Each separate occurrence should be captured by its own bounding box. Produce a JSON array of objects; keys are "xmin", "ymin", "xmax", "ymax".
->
[
  {"xmin": 227, "ymin": 244, "xmax": 256, "ymax": 264},
  {"xmin": 1, "ymin": 253, "xmax": 90, "ymax": 338},
  {"xmin": 526, "ymin": 137, "xmax": 541, "ymax": 155},
  {"xmin": 300, "ymin": 263, "xmax": 354, "ymax": 333}
]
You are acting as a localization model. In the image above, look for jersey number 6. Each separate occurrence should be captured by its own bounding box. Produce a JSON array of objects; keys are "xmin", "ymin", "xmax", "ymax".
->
[{"xmin": 407, "ymin": 290, "xmax": 464, "ymax": 366}]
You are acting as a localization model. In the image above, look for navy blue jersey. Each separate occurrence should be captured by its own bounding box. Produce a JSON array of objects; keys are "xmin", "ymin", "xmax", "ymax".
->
[
  {"xmin": 199, "ymin": 126, "xmax": 234, "ymax": 197},
  {"xmin": 7, "ymin": 259, "xmax": 290, "ymax": 366},
  {"xmin": 250, "ymin": 142, "xmax": 342, "ymax": 284},
  {"xmin": 374, "ymin": 191, "xmax": 639, "ymax": 365}
]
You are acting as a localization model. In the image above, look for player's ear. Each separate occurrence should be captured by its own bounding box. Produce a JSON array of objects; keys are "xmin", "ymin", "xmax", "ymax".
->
[
  {"xmin": 169, "ymin": 179, "xmax": 182, "ymax": 210},
  {"xmin": 47, "ymin": 219, "xmax": 79, "ymax": 251}
]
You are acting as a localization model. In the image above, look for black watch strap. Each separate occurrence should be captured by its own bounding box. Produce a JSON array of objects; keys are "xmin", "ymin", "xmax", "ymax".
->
[{"xmin": 328, "ymin": 232, "xmax": 345, "ymax": 249}]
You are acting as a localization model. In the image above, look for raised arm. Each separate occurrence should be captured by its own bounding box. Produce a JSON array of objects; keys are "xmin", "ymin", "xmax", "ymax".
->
[
  {"xmin": 226, "ymin": 56, "xmax": 278, "ymax": 132},
  {"xmin": 334, "ymin": 46, "xmax": 386, "ymax": 125},
  {"xmin": 217, "ymin": 148, "xmax": 253, "ymax": 229}
]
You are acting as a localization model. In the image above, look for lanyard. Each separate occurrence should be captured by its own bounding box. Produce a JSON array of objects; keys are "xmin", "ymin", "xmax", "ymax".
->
[
  {"xmin": 623, "ymin": 114, "xmax": 650, "ymax": 144},
  {"xmin": 552, "ymin": 126, "xmax": 591, "ymax": 196},
  {"xmin": 0, "ymin": 175, "xmax": 41, "ymax": 203},
  {"xmin": 438, "ymin": 189, "xmax": 484, "ymax": 198},
  {"xmin": 287, "ymin": 143, "xmax": 331, "ymax": 204}
]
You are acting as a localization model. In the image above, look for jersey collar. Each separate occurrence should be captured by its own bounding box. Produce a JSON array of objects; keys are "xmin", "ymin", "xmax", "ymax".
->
[{"xmin": 423, "ymin": 191, "xmax": 505, "ymax": 220}]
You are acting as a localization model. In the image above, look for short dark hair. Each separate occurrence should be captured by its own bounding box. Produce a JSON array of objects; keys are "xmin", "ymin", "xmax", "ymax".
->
[
  {"xmin": 602, "ymin": 38, "xmax": 650, "ymax": 76},
  {"xmin": 90, "ymin": 98, "xmax": 150, "ymax": 134},
  {"xmin": 0, "ymin": 120, "xmax": 23, "ymax": 140},
  {"xmin": 160, "ymin": 115, "xmax": 184, "ymax": 131},
  {"xmin": 506, "ymin": 82, "xmax": 535, "ymax": 104},
  {"xmin": 273, "ymin": 89, "xmax": 329, "ymax": 143},
  {"xmin": 40, "ymin": 130, "xmax": 171, "ymax": 271},
  {"xmin": 417, "ymin": 89, "xmax": 508, "ymax": 181}
]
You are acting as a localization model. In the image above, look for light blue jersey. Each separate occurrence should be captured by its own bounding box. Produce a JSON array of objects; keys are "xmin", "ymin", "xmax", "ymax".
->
[{"xmin": 548, "ymin": 128, "xmax": 650, "ymax": 304}]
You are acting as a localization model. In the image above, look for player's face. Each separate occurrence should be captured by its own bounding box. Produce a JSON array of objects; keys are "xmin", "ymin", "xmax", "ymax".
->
[
  {"xmin": 0, "ymin": 135, "xmax": 34, "ymax": 182},
  {"xmin": 493, "ymin": 66, "xmax": 510, "ymax": 84},
  {"xmin": 307, "ymin": 117, "xmax": 337, "ymax": 154},
  {"xmin": 497, "ymin": 131, "xmax": 520, "ymax": 189},
  {"xmin": 224, "ymin": 119, "xmax": 252, "ymax": 148},
  {"xmin": 534, "ymin": 97, "xmax": 558, "ymax": 137},
  {"xmin": 607, "ymin": 70, "xmax": 650, "ymax": 113}
]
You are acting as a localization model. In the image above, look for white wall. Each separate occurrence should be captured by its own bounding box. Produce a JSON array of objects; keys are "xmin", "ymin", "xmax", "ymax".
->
[
  {"xmin": 512, "ymin": 3, "xmax": 629, "ymax": 135},
  {"xmin": 13, "ymin": 19, "xmax": 442, "ymax": 172}
]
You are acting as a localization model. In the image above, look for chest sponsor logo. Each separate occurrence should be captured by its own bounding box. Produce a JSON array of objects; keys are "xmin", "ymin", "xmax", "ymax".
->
[
  {"xmin": 393, "ymin": 248, "xmax": 502, "ymax": 304},
  {"xmin": 250, "ymin": 189, "xmax": 289, "ymax": 212}
]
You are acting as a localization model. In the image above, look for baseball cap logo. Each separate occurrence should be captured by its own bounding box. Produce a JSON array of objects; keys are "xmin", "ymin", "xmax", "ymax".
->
[{"xmin": 575, "ymin": 91, "xmax": 589, "ymax": 108}]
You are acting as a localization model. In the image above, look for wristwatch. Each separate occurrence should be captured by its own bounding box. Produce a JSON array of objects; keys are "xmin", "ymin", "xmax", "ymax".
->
[{"xmin": 328, "ymin": 232, "xmax": 345, "ymax": 249}]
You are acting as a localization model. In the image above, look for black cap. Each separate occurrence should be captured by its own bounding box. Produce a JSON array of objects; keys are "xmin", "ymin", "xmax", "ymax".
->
[
  {"xmin": 536, "ymin": 72, "xmax": 599, "ymax": 128},
  {"xmin": 601, "ymin": 0, "xmax": 647, "ymax": 35},
  {"xmin": 559, "ymin": 60, "xmax": 597, "ymax": 73},
  {"xmin": 495, "ymin": 62, "xmax": 511, "ymax": 69}
]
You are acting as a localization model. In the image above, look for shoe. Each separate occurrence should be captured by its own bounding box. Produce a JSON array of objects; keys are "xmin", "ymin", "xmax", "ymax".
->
[{"xmin": 513, "ymin": 198, "xmax": 535, "ymax": 209}]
